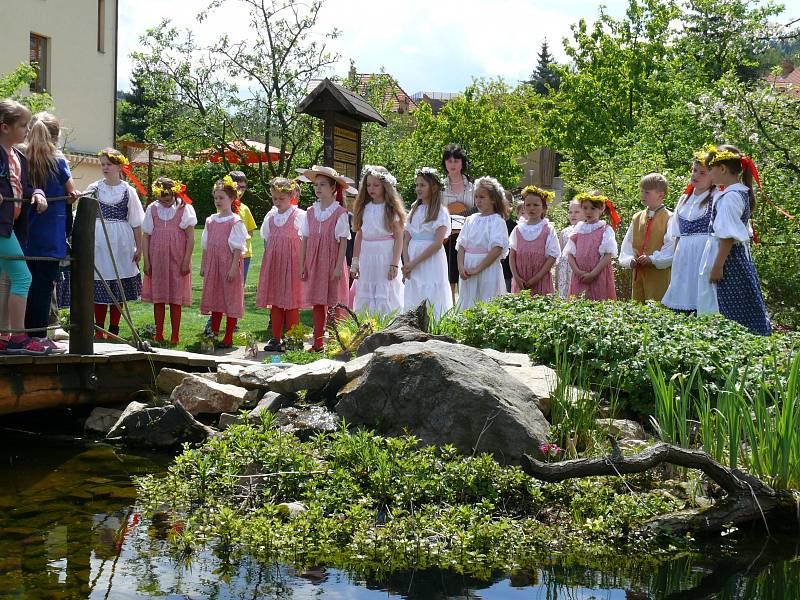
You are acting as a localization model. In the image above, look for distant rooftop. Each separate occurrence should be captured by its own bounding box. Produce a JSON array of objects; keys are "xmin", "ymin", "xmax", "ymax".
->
[{"xmin": 411, "ymin": 91, "xmax": 462, "ymax": 101}]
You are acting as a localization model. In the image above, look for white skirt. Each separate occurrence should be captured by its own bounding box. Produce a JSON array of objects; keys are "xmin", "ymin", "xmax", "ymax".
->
[
  {"xmin": 662, "ymin": 235, "xmax": 708, "ymax": 311},
  {"xmin": 404, "ymin": 239, "xmax": 453, "ymax": 318},
  {"xmin": 353, "ymin": 238, "xmax": 404, "ymax": 317},
  {"xmin": 94, "ymin": 220, "xmax": 140, "ymax": 280},
  {"xmin": 696, "ymin": 238, "xmax": 719, "ymax": 314},
  {"xmin": 457, "ymin": 253, "xmax": 506, "ymax": 311}
]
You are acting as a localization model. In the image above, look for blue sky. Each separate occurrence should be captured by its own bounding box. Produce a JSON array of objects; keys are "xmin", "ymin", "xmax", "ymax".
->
[{"xmin": 118, "ymin": 0, "xmax": 632, "ymax": 94}]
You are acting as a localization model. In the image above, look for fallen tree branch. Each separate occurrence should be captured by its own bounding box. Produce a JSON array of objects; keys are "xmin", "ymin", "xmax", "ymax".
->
[{"xmin": 521, "ymin": 442, "xmax": 800, "ymax": 535}]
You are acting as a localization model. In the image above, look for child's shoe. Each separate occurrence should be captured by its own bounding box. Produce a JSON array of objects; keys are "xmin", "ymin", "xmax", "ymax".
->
[
  {"xmin": 37, "ymin": 338, "xmax": 67, "ymax": 355},
  {"xmin": 5, "ymin": 335, "xmax": 50, "ymax": 355},
  {"xmin": 263, "ymin": 338, "xmax": 283, "ymax": 352}
]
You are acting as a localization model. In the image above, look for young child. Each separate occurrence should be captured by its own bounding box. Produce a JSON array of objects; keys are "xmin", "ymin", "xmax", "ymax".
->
[
  {"xmin": 256, "ymin": 178, "xmax": 305, "ymax": 352},
  {"xmin": 500, "ymin": 190, "xmax": 517, "ymax": 292},
  {"xmin": 619, "ymin": 173, "xmax": 673, "ymax": 302},
  {"xmin": 200, "ymin": 176, "xmax": 248, "ymax": 348},
  {"xmin": 350, "ymin": 165, "xmax": 405, "ymax": 317},
  {"xmin": 563, "ymin": 192, "xmax": 619, "ymax": 301},
  {"xmin": 297, "ymin": 165, "xmax": 355, "ymax": 351},
  {"xmin": 661, "ymin": 153, "xmax": 715, "ymax": 314},
  {"xmin": 228, "ymin": 171, "xmax": 258, "ymax": 285},
  {"xmin": 697, "ymin": 145, "xmax": 770, "ymax": 335},
  {"xmin": 455, "ymin": 176, "xmax": 510, "ymax": 311},
  {"xmin": 402, "ymin": 167, "xmax": 452, "ymax": 317},
  {"xmin": 509, "ymin": 185, "xmax": 561, "ymax": 296},
  {"xmin": 0, "ymin": 99, "xmax": 49, "ymax": 354},
  {"xmin": 141, "ymin": 176, "xmax": 196, "ymax": 344},
  {"xmin": 86, "ymin": 148, "xmax": 144, "ymax": 339},
  {"xmin": 22, "ymin": 111, "xmax": 75, "ymax": 351},
  {"xmin": 555, "ymin": 199, "xmax": 584, "ymax": 298}
]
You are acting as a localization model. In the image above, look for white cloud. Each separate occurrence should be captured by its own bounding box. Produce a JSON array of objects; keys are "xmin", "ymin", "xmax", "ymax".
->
[{"xmin": 118, "ymin": 0, "xmax": 629, "ymax": 93}]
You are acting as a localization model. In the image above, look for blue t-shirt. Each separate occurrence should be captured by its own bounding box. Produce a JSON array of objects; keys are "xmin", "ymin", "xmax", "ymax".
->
[{"xmin": 24, "ymin": 156, "xmax": 71, "ymax": 258}]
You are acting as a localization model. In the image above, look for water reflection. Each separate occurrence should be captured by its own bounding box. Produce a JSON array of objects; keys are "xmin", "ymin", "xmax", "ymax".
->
[{"xmin": 0, "ymin": 430, "xmax": 798, "ymax": 599}]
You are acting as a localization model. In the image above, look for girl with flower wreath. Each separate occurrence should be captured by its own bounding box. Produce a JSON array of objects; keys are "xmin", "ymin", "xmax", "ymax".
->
[
  {"xmin": 349, "ymin": 165, "xmax": 405, "ymax": 317},
  {"xmin": 256, "ymin": 177, "xmax": 305, "ymax": 352},
  {"xmin": 455, "ymin": 176, "xmax": 510, "ymax": 311},
  {"xmin": 509, "ymin": 185, "xmax": 561, "ymax": 296},
  {"xmin": 200, "ymin": 176, "xmax": 248, "ymax": 348},
  {"xmin": 660, "ymin": 151, "xmax": 716, "ymax": 314},
  {"xmin": 402, "ymin": 167, "xmax": 452, "ymax": 317},
  {"xmin": 297, "ymin": 165, "xmax": 355, "ymax": 352},
  {"xmin": 697, "ymin": 144, "xmax": 770, "ymax": 335},
  {"xmin": 86, "ymin": 147, "xmax": 145, "ymax": 339},
  {"xmin": 141, "ymin": 176, "xmax": 197, "ymax": 344},
  {"xmin": 555, "ymin": 198, "xmax": 584, "ymax": 298},
  {"xmin": 562, "ymin": 191, "xmax": 619, "ymax": 301}
]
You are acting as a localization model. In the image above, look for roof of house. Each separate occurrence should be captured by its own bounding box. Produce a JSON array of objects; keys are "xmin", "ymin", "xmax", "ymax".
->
[
  {"xmin": 764, "ymin": 67, "xmax": 800, "ymax": 96},
  {"xmin": 353, "ymin": 74, "xmax": 418, "ymax": 114},
  {"xmin": 298, "ymin": 78, "xmax": 387, "ymax": 125}
]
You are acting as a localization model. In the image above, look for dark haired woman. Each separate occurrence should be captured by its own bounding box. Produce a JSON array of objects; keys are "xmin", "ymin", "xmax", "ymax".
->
[{"xmin": 441, "ymin": 144, "xmax": 475, "ymax": 299}]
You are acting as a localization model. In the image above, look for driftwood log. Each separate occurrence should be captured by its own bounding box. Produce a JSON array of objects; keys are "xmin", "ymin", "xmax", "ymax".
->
[{"xmin": 521, "ymin": 442, "xmax": 799, "ymax": 536}]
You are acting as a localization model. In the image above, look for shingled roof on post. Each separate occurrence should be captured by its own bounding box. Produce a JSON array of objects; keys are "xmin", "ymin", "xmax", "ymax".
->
[{"xmin": 298, "ymin": 78, "xmax": 387, "ymax": 126}]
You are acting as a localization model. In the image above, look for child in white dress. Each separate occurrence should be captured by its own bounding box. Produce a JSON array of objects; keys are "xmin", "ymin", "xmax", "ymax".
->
[
  {"xmin": 402, "ymin": 168, "xmax": 452, "ymax": 317},
  {"xmin": 455, "ymin": 176, "xmax": 510, "ymax": 311},
  {"xmin": 350, "ymin": 165, "xmax": 405, "ymax": 317}
]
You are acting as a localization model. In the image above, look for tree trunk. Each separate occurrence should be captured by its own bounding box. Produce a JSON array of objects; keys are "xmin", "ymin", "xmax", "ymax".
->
[{"xmin": 521, "ymin": 442, "xmax": 799, "ymax": 536}]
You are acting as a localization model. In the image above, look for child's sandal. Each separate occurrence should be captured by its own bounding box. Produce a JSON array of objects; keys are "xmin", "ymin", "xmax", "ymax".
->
[{"xmin": 263, "ymin": 338, "xmax": 283, "ymax": 352}]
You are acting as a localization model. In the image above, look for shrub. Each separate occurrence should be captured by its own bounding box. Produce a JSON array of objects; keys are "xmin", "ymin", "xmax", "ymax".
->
[{"xmin": 448, "ymin": 294, "xmax": 799, "ymax": 412}]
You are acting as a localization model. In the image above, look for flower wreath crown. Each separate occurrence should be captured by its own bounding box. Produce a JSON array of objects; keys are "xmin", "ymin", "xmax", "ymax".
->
[
  {"xmin": 474, "ymin": 176, "xmax": 505, "ymax": 198},
  {"xmin": 98, "ymin": 150, "xmax": 129, "ymax": 167},
  {"xmin": 361, "ymin": 165, "xmax": 397, "ymax": 187},
  {"xmin": 521, "ymin": 185, "xmax": 555, "ymax": 202},
  {"xmin": 704, "ymin": 144, "xmax": 741, "ymax": 166},
  {"xmin": 574, "ymin": 192, "xmax": 610, "ymax": 205},
  {"xmin": 271, "ymin": 179, "xmax": 299, "ymax": 194},
  {"xmin": 219, "ymin": 175, "xmax": 238, "ymax": 192},
  {"xmin": 414, "ymin": 166, "xmax": 443, "ymax": 180},
  {"xmin": 152, "ymin": 180, "xmax": 184, "ymax": 196},
  {"xmin": 692, "ymin": 150, "xmax": 707, "ymax": 165}
]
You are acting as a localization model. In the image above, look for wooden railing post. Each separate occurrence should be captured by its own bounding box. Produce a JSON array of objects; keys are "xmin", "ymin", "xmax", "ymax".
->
[{"xmin": 69, "ymin": 196, "xmax": 98, "ymax": 355}]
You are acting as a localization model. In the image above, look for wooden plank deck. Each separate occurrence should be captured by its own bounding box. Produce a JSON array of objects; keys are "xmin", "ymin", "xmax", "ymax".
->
[{"xmin": 0, "ymin": 343, "xmax": 261, "ymax": 416}]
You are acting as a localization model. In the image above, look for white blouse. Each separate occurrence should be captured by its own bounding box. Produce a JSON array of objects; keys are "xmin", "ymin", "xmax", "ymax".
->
[
  {"xmin": 562, "ymin": 220, "xmax": 618, "ymax": 258},
  {"xmin": 300, "ymin": 201, "xmax": 351, "ymax": 240},
  {"xmin": 201, "ymin": 213, "xmax": 249, "ymax": 252},
  {"xmin": 260, "ymin": 206, "xmax": 305, "ymax": 240},
  {"xmin": 712, "ymin": 184, "xmax": 751, "ymax": 243},
  {"xmin": 509, "ymin": 218, "xmax": 561, "ymax": 258},
  {"xmin": 406, "ymin": 204, "xmax": 451, "ymax": 239},
  {"xmin": 142, "ymin": 202, "xmax": 198, "ymax": 234},
  {"xmin": 441, "ymin": 176, "xmax": 476, "ymax": 210},
  {"xmin": 87, "ymin": 180, "xmax": 145, "ymax": 227},
  {"xmin": 618, "ymin": 208, "xmax": 674, "ymax": 270},
  {"xmin": 361, "ymin": 201, "xmax": 400, "ymax": 237},
  {"xmin": 455, "ymin": 213, "xmax": 510, "ymax": 259}
]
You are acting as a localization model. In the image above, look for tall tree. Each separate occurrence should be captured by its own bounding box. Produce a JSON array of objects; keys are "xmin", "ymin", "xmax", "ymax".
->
[
  {"xmin": 116, "ymin": 66, "xmax": 159, "ymax": 142},
  {"xmin": 529, "ymin": 40, "xmax": 561, "ymax": 95}
]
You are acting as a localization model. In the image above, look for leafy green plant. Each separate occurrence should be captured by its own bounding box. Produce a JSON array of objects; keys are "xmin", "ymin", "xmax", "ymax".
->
[
  {"xmin": 280, "ymin": 349, "xmax": 323, "ymax": 365},
  {"xmin": 285, "ymin": 323, "xmax": 311, "ymax": 351}
]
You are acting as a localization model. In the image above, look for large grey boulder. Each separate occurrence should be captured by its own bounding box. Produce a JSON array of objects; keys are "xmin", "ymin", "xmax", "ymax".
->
[
  {"xmin": 239, "ymin": 364, "xmax": 291, "ymax": 390},
  {"xmin": 106, "ymin": 400, "xmax": 215, "ymax": 448},
  {"xmin": 267, "ymin": 359, "xmax": 346, "ymax": 396},
  {"xmin": 84, "ymin": 407, "xmax": 123, "ymax": 436},
  {"xmin": 170, "ymin": 375, "xmax": 259, "ymax": 416},
  {"xmin": 336, "ymin": 340, "xmax": 549, "ymax": 464},
  {"xmin": 355, "ymin": 301, "xmax": 455, "ymax": 356},
  {"xmin": 156, "ymin": 368, "xmax": 192, "ymax": 394}
]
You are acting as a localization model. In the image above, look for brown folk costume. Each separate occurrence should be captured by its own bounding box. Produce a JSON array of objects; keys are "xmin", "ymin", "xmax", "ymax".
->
[{"xmin": 630, "ymin": 206, "xmax": 672, "ymax": 302}]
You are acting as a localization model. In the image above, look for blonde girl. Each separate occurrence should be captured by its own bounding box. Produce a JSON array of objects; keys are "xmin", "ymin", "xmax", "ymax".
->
[
  {"xmin": 402, "ymin": 167, "xmax": 452, "ymax": 317},
  {"xmin": 350, "ymin": 165, "xmax": 405, "ymax": 317},
  {"xmin": 256, "ymin": 178, "xmax": 305, "ymax": 352},
  {"xmin": 455, "ymin": 176, "xmax": 510, "ymax": 310},
  {"xmin": 141, "ymin": 176, "xmax": 197, "ymax": 344},
  {"xmin": 509, "ymin": 186, "xmax": 561, "ymax": 296},
  {"xmin": 555, "ymin": 199, "xmax": 584, "ymax": 298},
  {"xmin": 200, "ymin": 176, "xmax": 248, "ymax": 348}
]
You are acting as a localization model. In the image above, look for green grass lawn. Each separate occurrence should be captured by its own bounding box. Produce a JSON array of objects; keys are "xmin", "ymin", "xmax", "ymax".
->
[{"xmin": 117, "ymin": 230, "xmax": 312, "ymax": 351}]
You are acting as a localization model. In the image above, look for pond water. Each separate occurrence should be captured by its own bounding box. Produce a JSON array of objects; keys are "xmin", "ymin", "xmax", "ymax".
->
[{"xmin": 1, "ymin": 411, "xmax": 798, "ymax": 600}]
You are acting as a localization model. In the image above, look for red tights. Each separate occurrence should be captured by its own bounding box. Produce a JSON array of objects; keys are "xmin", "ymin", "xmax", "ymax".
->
[
  {"xmin": 210, "ymin": 312, "xmax": 237, "ymax": 345},
  {"xmin": 311, "ymin": 305, "xmax": 345, "ymax": 350},
  {"xmin": 93, "ymin": 304, "xmax": 122, "ymax": 339},
  {"xmin": 271, "ymin": 307, "xmax": 299, "ymax": 341},
  {"xmin": 154, "ymin": 303, "xmax": 183, "ymax": 343}
]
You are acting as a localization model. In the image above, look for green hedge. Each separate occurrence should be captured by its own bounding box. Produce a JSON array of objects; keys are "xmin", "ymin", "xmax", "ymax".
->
[{"xmin": 449, "ymin": 294, "xmax": 799, "ymax": 412}]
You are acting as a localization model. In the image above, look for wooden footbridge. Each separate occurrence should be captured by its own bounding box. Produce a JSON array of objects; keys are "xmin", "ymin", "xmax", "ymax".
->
[{"xmin": 0, "ymin": 197, "xmax": 253, "ymax": 417}]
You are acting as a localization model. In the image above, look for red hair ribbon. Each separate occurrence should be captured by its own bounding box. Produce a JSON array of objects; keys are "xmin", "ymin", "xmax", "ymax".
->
[
  {"xmin": 740, "ymin": 156, "xmax": 796, "ymax": 220},
  {"xmin": 232, "ymin": 198, "xmax": 241, "ymax": 214},
  {"xmin": 335, "ymin": 183, "xmax": 344, "ymax": 206},
  {"xmin": 121, "ymin": 164, "xmax": 148, "ymax": 197},
  {"xmin": 605, "ymin": 199, "xmax": 621, "ymax": 231},
  {"xmin": 682, "ymin": 183, "xmax": 694, "ymax": 197},
  {"xmin": 176, "ymin": 183, "xmax": 193, "ymax": 205}
]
